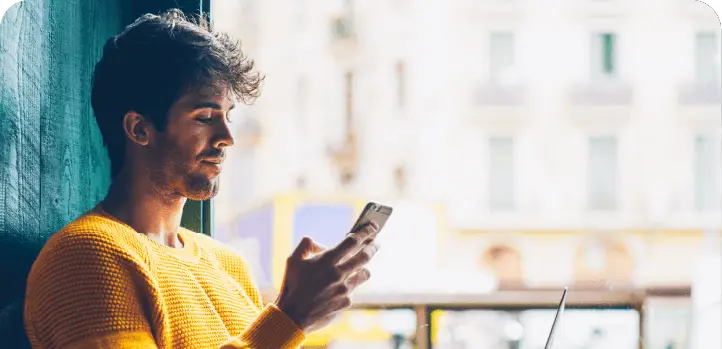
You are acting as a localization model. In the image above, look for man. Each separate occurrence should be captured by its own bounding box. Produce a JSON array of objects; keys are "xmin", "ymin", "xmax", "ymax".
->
[{"xmin": 23, "ymin": 9, "xmax": 380, "ymax": 349}]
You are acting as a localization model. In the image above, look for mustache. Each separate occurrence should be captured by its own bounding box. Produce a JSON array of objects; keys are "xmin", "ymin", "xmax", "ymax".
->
[{"xmin": 198, "ymin": 150, "xmax": 225, "ymax": 160}]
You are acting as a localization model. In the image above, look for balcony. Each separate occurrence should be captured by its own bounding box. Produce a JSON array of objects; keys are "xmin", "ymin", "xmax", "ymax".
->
[
  {"xmin": 677, "ymin": 81, "xmax": 721, "ymax": 126},
  {"xmin": 257, "ymin": 288, "xmax": 690, "ymax": 349},
  {"xmin": 569, "ymin": 80, "xmax": 633, "ymax": 106},
  {"xmin": 470, "ymin": 82, "xmax": 527, "ymax": 124},
  {"xmin": 566, "ymin": 80, "xmax": 633, "ymax": 125},
  {"xmin": 678, "ymin": 81, "xmax": 721, "ymax": 105},
  {"xmin": 476, "ymin": 82, "xmax": 526, "ymax": 105}
]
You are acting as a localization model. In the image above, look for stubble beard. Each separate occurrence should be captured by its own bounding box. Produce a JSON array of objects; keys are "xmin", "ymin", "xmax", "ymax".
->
[{"xmin": 150, "ymin": 142, "xmax": 221, "ymax": 202}]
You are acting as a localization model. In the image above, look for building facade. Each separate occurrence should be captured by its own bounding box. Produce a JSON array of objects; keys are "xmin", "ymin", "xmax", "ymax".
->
[{"xmin": 210, "ymin": 0, "xmax": 721, "ymax": 289}]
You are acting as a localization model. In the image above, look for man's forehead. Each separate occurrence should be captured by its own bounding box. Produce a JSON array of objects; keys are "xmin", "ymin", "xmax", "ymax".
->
[
  {"xmin": 180, "ymin": 84, "xmax": 235, "ymax": 104},
  {"xmin": 195, "ymin": 83, "xmax": 230, "ymax": 98}
]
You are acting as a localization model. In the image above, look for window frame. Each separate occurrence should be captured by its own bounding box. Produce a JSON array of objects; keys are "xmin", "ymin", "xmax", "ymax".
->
[{"xmin": 171, "ymin": 0, "xmax": 213, "ymax": 236}]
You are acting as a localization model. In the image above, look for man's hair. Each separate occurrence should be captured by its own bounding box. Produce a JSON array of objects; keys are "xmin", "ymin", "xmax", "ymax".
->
[{"xmin": 91, "ymin": 9, "xmax": 262, "ymax": 178}]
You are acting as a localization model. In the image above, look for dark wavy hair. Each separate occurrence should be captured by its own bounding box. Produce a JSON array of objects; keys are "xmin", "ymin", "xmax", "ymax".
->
[{"xmin": 91, "ymin": 9, "xmax": 262, "ymax": 178}]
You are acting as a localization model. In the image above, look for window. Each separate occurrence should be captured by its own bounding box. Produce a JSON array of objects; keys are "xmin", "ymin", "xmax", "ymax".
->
[
  {"xmin": 694, "ymin": 135, "xmax": 721, "ymax": 211},
  {"xmin": 489, "ymin": 32, "xmax": 515, "ymax": 83},
  {"xmin": 489, "ymin": 137, "xmax": 515, "ymax": 211},
  {"xmin": 395, "ymin": 60, "xmax": 406, "ymax": 109},
  {"xmin": 695, "ymin": 32, "xmax": 719, "ymax": 83},
  {"xmin": 587, "ymin": 137, "xmax": 618, "ymax": 210},
  {"xmin": 344, "ymin": 71, "xmax": 354, "ymax": 135},
  {"xmin": 591, "ymin": 33, "xmax": 617, "ymax": 79}
]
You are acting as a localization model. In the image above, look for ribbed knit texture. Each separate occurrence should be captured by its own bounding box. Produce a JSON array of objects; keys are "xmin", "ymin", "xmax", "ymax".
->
[{"xmin": 24, "ymin": 212, "xmax": 306, "ymax": 349}]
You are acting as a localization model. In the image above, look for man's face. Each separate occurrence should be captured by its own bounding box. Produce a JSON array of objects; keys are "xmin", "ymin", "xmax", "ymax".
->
[{"xmin": 149, "ymin": 85, "xmax": 236, "ymax": 201}]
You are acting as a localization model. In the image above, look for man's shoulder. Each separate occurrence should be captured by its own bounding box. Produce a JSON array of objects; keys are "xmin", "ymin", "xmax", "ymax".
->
[
  {"xmin": 27, "ymin": 213, "xmax": 149, "ymax": 298},
  {"xmin": 38, "ymin": 213, "xmax": 145, "ymax": 263}
]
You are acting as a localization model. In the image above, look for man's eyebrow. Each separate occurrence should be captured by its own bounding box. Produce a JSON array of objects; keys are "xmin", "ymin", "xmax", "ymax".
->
[{"xmin": 192, "ymin": 102, "xmax": 236, "ymax": 111}]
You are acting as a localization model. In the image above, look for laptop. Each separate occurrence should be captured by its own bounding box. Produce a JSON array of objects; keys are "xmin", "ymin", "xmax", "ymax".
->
[{"xmin": 544, "ymin": 287, "xmax": 569, "ymax": 349}]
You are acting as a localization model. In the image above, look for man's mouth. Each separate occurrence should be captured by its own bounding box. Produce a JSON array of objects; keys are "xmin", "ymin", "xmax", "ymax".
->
[{"xmin": 201, "ymin": 159, "xmax": 224, "ymax": 172}]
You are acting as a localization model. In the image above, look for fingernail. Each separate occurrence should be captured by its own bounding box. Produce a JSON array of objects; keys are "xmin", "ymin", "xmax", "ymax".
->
[{"xmin": 370, "ymin": 221, "xmax": 379, "ymax": 231}]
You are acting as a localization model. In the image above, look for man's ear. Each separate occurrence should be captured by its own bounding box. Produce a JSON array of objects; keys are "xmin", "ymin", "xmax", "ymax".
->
[{"xmin": 122, "ymin": 111, "xmax": 154, "ymax": 146}]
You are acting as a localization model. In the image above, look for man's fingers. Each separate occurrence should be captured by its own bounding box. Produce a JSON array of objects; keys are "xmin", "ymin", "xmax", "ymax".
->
[
  {"xmin": 337, "ymin": 241, "xmax": 380, "ymax": 274},
  {"xmin": 307, "ymin": 239, "xmax": 327, "ymax": 255},
  {"xmin": 348, "ymin": 220, "xmax": 379, "ymax": 235},
  {"xmin": 290, "ymin": 237, "xmax": 326, "ymax": 260},
  {"xmin": 346, "ymin": 268, "xmax": 372, "ymax": 290},
  {"xmin": 290, "ymin": 237, "xmax": 311, "ymax": 260},
  {"xmin": 325, "ymin": 222, "xmax": 379, "ymax": 263}
]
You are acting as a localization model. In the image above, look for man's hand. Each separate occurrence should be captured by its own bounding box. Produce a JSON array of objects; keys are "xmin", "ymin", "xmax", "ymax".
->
[{"xmin": 275, "ymin": 222, "xmax": 380, "ymax": 333}]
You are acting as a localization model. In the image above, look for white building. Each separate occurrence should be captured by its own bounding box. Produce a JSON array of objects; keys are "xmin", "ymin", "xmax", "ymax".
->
[
  {"xmin": 209, "ymin": 2, "xmax": 721, "ymax": 346},
  {"xmin": 212, "ymin": 0, "xmax": 721, "ymax": 234}
]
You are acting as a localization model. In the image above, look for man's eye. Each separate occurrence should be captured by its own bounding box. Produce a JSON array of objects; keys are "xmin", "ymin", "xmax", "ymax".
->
[{"xmin": 197, "ymin": 116, "xmax": 213, "ymax": 124}]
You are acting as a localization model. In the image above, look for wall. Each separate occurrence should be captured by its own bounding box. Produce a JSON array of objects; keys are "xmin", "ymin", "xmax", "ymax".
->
[
  {"xmin": 0, "ymin": 0, "xmax": 209, "ymax": 305},
  {"xmin": 0, "ymin": 0, "xmax": 129, "ymax": 311}
]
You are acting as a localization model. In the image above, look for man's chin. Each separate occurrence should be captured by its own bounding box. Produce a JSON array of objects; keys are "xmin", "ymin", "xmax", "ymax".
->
[
  {"xmin": 183, "ymin": 177, "xmax": 220, "ymax": 201},
  {"xmin": 185, "ymin": 190, "xmax": 218, "ymax": 201}
]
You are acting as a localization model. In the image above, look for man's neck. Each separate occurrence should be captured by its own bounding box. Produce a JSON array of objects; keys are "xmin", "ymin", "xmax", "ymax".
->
[{"xmin": 100, "ymin": 170, "xmax": 186, "ymax": 248}]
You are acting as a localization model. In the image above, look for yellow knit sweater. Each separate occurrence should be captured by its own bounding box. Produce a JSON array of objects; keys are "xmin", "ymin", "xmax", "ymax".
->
[{"xmin": 24, "ymin": 211, "xmax": 306, "ymax": 349}]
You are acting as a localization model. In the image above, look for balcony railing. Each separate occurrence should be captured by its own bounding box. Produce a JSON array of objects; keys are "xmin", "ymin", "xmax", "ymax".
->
[
  {"xmin": 261, "ymin": 287, "xmax": 690, "ymax": 349},
  {"xmin": 678, "ymin": 81, "xmax": 722, "ymax": 105},
  {"xmin": 475, "ymin": 83, "xmax": 526, "ymax": 106},
  {"xmin": 569, "ymin": 80, "xmax": 633, "ymax": 106}
]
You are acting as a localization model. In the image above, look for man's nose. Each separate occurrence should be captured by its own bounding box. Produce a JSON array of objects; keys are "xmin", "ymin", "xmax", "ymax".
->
[{"xmin": 214, "ymin": 120, "xmax": 235, "ymax": 148}]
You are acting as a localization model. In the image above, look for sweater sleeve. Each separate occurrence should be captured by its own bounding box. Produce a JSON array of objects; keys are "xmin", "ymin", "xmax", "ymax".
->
[
  {"xmin": 24, "ymin": 230, "xmax": 158, "ymax": 349},
  {"xmin": 197, "ymin": 234, "xmax": 307, "ymax": 349},
  {"xmin": 219, "ymin": 304, "xmax": 306, "ymax": 349}
]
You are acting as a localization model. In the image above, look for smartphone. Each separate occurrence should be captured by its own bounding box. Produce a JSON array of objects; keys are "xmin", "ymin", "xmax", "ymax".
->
[
  {"xmin": 349, "ymin": 202, "xmax": 393, "ymax": 235},
  {"xmin": 338, "ymin": 202, "xmax": 392, "ymax": 264}
]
